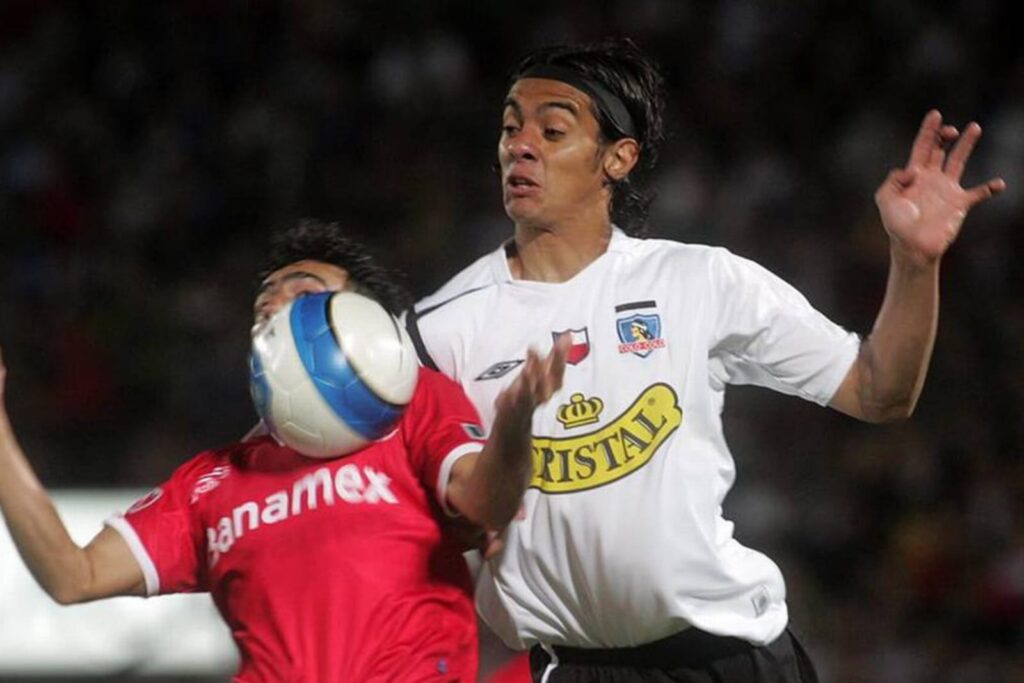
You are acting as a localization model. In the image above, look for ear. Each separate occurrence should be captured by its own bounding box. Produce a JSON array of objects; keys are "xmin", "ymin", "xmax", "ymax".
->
[{"xmin": 603, "ymin": 138, "xmax": 640, "ymax": 181}]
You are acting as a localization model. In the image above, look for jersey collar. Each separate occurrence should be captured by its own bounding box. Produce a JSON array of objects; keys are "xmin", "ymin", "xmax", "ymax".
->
[{"xmin": 491, "ymin": 226, "xmax": 628, "ymax": 286}]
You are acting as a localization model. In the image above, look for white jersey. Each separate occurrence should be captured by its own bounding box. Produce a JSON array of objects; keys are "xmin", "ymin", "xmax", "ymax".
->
[{"xmin": 408, "ymin": 229, "xmax": 859, "ymax": 650}]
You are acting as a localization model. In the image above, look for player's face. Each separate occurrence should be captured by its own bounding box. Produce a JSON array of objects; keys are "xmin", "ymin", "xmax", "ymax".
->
[
  {"xmin": 252, "ymin": 260, "xmax": 350, "ymax": 332},
  {"xmin": 499, "ymin": 78, "xmax": 609, "ymax": 229}
]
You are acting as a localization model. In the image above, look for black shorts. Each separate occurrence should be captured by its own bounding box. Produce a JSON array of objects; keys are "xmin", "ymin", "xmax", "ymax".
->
[{"xmin": 528, "ymin": 627, "xmax": 819, "ymax": 682}]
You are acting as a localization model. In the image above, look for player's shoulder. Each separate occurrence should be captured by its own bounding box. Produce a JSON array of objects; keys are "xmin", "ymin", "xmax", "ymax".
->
[
  {"xmin": 688, "ymin": 242, "xmax": 787, "ymax": 284},
  {"xmin": 622, "ymin": 233, "xmax": 724, "ymax": 261},
  {"xmin": 166, "ymin": 439, "xmax": 264, "ymax": 483},
  {"xmin": 413, "ymin": 247, "xmax": 500, "ymax": 319},
  {"xmin": 143, "ymin": 446, "xmax": 230, "ymax": 496},
  {"xmin": 614, "ymin": 233, "xmax": 735, "ymax": 282},
  {"xmin": 406, "ymin": 247, "xmax": 502, "ymax": 373}
]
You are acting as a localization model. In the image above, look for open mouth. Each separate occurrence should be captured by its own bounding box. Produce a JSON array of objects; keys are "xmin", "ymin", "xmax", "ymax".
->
[
  {"xmin": 506, "ymin": 175, "xmax": 537, "ymax": 187},
  {"xmin": 505, "ymin": 174, "xmax": 540, "ymax": 197}
]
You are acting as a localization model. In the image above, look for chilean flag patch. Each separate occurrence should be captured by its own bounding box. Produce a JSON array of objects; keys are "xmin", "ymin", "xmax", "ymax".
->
[{"xmin": 551, "ymin": 327, "xmax": 590, "ymax": 365}]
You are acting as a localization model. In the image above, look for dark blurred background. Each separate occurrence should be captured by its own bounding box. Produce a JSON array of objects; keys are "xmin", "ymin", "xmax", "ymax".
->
[{"xmin": 1, "ymin": 1, "xmax": 1021, "ymax": 681}]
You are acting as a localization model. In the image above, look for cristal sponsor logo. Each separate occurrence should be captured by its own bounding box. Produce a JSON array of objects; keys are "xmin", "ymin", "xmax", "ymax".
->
[
  {"xmin": 530, "ymin": 383, "xmax": 682, "ymax": 493},
  {"xmin": 206, "ymin": 464, "xmax": 397, "ymax": 566}
]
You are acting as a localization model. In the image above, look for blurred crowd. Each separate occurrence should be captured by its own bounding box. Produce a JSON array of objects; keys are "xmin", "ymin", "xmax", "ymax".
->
[{"xmin": 1, "ymin": 2, "xmax": 1021, "ymax": 681}]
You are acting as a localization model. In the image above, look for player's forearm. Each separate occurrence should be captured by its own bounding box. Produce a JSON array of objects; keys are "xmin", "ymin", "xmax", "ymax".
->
[
  {"xmin": 451, "ymin": 342, "xmax": 565, "ymax": 527},
  {"xmin": 851, "ymin": 246, "xmax": 940, "ymax": 422},
  {"xmin": 459, "ymin": 409, "xmax": 534, "ymax": 530},
  {"xmin": 0, "ymin": 414, "xmax": 95, "ymax": 604}
]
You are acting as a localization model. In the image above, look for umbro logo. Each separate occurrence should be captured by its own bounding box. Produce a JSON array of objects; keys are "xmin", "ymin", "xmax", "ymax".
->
[{"xmin": 475, "ymin": 359, "xmax": 524, "ymax": 381}]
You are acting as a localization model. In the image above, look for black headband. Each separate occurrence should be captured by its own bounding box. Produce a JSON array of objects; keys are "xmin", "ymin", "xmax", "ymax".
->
[{"xmin": 519, "ymin": 64, "xmax": 638, "ymax": 139}]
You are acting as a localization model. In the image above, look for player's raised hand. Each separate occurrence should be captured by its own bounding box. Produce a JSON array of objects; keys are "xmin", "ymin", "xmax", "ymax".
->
[
  {"xmin": 471, "ymin": 334, "xmax": 568, "ymax": 553},
  {"xmin": 495, "ymin": 333, "xmax": 569, "ymax": 421},
  {"xmin": 448, "ymin": 335, "xmax": 569, "ymax": 533},
  {"xmin": 875, "ymin": 110, "xmax": 1005, "ymax": 266}
]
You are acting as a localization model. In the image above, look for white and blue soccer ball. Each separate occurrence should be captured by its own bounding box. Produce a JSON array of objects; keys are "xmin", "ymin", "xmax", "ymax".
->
[{"xmin": 249, "ymin": 290, "xmax": 419, "ymax": 458}]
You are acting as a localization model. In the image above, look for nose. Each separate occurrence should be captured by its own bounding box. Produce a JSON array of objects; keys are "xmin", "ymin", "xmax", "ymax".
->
[{"xmin": 503, "ymin": 129, "xmax": 539, "ymax": 163}]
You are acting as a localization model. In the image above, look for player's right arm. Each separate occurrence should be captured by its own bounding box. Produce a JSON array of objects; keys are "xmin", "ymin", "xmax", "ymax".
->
[{"xmin": 0, "ymin": 345, "xmax": 146, "ymax": 604}]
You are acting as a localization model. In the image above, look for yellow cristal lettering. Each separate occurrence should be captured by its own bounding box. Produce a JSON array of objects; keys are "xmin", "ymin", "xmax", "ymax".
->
[{"xmin": 529, "ymin": 383, "xmax": 682, "ymax": 493}]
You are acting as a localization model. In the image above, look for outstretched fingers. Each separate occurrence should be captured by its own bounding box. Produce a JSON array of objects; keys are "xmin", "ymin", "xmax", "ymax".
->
[
  {"xmin": 520, "ymin": 335, "xmax": 569, "ymax": 403},
  {"xmin": 908, "ymin": 110, "xmax": 943, "ymax": 169},
  {"xmin": 501, "ymin": 335, "xmax": 571, "ymax": 418},
  {"xmin": 520, "ymin": 349, "xmax": 541, "ymax": 399},
  {"xmin": 540, "ymin": 334, "xmax": 569, "ymax": 399},
  {"xmin": 964, "ymin": 177, "xmax": 1008, "ymax": 207},
  {"xmin": 944, "ymin": 122, "xmax": 982, "ymax": 181}
]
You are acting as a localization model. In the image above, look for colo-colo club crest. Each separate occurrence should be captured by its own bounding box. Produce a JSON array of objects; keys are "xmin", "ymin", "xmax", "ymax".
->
[{"xmin": 616, "ymin": 313, "xmax": 665, "ymax": 357}]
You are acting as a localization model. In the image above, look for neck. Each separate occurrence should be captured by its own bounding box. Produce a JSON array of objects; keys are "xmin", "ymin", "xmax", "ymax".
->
[{"xmin": 509, "ymin": 218, "xmax": 613, "ymax": 283}]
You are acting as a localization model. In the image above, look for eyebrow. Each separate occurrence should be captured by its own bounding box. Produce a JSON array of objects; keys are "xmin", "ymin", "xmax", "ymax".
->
[
  {"xmin": 502, "ymin": 97, "xmax": 580, "ymax": 118},
  {"xmin": 255, "ymin": 270, "xmax": 328, "ymax": 297}
]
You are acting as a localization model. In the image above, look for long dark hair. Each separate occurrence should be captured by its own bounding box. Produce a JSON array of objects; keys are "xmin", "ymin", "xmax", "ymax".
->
[
  {"xmin": 510, "ymin": 38, "xmax": 667, "ymax": 237},
  {"xmin": 259, "ymin": 219, "xmax": 412, "ymax": 315}
]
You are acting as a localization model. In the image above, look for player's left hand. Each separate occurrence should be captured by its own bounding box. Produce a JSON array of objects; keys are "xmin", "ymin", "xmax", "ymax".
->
[
  {"xmin": 446, "ymin": 336, "xmax": 568, "ymax": 533},
  {"xmin": 875, "ymin": 110, "xmax": 1006, "ymax": 267},
  {"xmin": 493, "ymin": 333, "xmax": 569, "ymax": 423}
]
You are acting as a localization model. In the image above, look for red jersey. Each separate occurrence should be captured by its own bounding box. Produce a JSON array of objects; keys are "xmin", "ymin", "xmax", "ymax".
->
[{"xmin": 107, "ymin": 368, "xmax": 485, "ymax": 682}]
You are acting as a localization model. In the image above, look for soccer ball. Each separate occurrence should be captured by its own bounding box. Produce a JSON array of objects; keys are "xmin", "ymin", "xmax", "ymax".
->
[{"xmin": 249, "ymin": 290, "xmax": 419, "ymax": 458}]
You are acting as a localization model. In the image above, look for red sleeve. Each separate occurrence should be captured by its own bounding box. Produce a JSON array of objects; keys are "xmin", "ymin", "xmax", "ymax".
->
[
  {"xmin": 104, "ymin": 453, "xmax": 219, "ymax": 596},
  {"xmin": 400, "ymin": 368, "xmax": 486, "ymax": 512}
]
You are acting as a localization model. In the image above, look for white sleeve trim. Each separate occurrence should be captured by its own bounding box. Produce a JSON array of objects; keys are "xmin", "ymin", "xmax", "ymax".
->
[
  {"xmin": 818, "ymin": 333, "xmax": 862, "ymax": 406},
  {"xmin": 436, "ymin": 442, "xmax": 484, "ymax": 517},
  {"xmin": 104, "ymin": 515, "xmax": 161, "ymax": 597}
]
